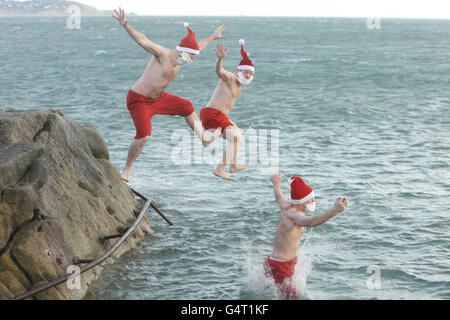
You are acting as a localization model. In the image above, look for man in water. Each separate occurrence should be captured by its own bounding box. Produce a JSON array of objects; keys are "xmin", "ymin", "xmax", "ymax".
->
[
  {"xmin": 265, "ymin": 172, "xmax": 349, "ymax": 299},
  {"xmin": 112, "ymin": 8, "xmax": 225, "ymax": 182},
  {"xmin": 199, "ymin": 40, "xmax": 254, "ymax": 181}
]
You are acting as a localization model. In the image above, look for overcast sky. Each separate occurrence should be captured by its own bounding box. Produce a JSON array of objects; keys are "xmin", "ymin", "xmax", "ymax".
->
[{"xmin": 75, "ymin": 0, "xmax": 450, "ymax": 19}]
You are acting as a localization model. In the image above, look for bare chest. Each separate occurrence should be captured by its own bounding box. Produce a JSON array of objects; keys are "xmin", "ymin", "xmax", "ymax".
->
[
  {"xmin": 145, "ymin": 57, "xmax": 180, "ymax": 81},
  {"xmin": 217, "ymin": 79, "xmax": 241, "ymax": 99},
  {"xmin": 279, "ymin": 213, "xmax": 306, "ymax": 237}
]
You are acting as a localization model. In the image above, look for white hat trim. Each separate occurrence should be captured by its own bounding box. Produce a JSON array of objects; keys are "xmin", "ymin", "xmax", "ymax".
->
[
  {"xmin": 176, "ymin": 46, "xmax": 200, "ymax": 55},
  {"xmin": 237, "ymin": 65, "xmax": 255, "ymax": 72},
  {"xmin": 290, "ymin": 191, "xmax": 315, "ymax": 205}
]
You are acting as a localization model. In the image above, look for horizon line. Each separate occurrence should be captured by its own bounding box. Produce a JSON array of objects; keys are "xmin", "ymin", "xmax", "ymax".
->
[{"xmin": 1, "ymin": 14, "xmax": 450, "ymax": 20}]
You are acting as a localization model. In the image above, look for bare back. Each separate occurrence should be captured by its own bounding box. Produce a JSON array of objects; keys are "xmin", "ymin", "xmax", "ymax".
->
[
  {"xmin": 131, "ymin": 51, "xmax": 181, "ymax": 99},
  {"xmin": 206, "ymin": 77, "xmax": 242, "ymax": 115},
  {"xmin": 271, "ymin": 207, "xmax": 306, "ymax": 260}
]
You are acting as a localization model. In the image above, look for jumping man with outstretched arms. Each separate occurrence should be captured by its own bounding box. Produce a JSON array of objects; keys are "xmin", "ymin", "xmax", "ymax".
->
[
  {"xmin": 112, "ymin": 8, "xmax": 225, "ymax": 182},
  {"xmin": 199, "ymin": 40, "xmax": 255, "ymax": 181},
  {"xmin": 265, "ymin": 172, "xmax": 349, "ymax": 299}
]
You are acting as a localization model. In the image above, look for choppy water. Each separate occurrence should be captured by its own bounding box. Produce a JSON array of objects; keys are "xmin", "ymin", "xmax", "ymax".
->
[{"xmin": 1, "ymin": 16, "xmax": 449, "ymax": 300}]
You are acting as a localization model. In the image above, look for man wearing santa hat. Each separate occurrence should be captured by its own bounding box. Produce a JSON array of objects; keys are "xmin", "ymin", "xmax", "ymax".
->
[
  {"xmin": 112, "ymin": 8, "xmax": 225, "ymax": 182},
  {"xmin": 199, "ymin": 40, "xmax": 255, "ymax": 181},
  {"xmin": 264, "ymin": 172, "xmax": 349, "ymax": 299}
]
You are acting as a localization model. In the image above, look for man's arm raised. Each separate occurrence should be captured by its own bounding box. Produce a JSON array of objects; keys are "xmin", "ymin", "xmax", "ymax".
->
[
  {"xmin": 271, "ymin": 172, "xmax": 292, "ymax": 210},
  {"xmin": 291, "ymin": 197, "xmax": 349, "ymax": 227},
  {"xmin": 112, "ymin": 8, "xmax": 166, "ymax": 57},
  {"xmin": 214, "ymin": 43, "xmax": 235, "ymax": 82},
  {"xmin": 198, "ymin": 25, "xmax": 226, "ymax": 51}
]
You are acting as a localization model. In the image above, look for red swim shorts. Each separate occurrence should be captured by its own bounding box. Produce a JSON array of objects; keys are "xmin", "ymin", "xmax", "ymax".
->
[
  {"xmin": 263, "ymin": 255, "xmax": 298, "ymax": 299},
  {"xmin": 127, "ymin": 89, "xmax": 195, "ymax": 139},
  {"xmin": 199, "ymin": 107, "xmax": 234, "ymax": 133}
]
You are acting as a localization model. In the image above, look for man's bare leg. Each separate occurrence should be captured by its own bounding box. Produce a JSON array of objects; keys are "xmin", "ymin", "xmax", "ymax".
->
[
  {"xmin": 121, "ymin": 136, "xmax": 149, "ymax": 182},
  {"xmin": 213, "ymin": 127, "xmax": 247, "ymax": 181},
  {"xmin": 184, "ymin": 112, "xmax": 221, "ymax": 147},
  {"xmin": 213, "ymin": 155, "xmax": 235, "ymax": 181},
  {"xmin": 230, "ymin": 134, "xmax": 249, "ymax": 173}
]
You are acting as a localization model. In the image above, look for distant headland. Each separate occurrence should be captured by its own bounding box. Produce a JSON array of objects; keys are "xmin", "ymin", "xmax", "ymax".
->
[{"xmin": 0, "ymin": 0, "xmax": 137, "ymax": 17}]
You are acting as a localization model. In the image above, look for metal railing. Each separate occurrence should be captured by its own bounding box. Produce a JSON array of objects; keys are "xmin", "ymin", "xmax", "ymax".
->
[{"xmin": 11, "ymin": 187, "xmax": 171, "ymax": 300}]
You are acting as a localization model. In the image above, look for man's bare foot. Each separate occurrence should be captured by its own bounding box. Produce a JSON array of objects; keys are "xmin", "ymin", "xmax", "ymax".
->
[
  {"xmin": 230, "ymin": 164, "xmax": 249, "ymax": 173},
  {"xmin": 120, "ymin": 173, "xmax": 130, "ymax": 183},
  {"xmin": 202, "ymin": 128, "xmax": 222, "ymax": 147},
  {"xmin": 213, "ymin": 168, "xmax": 235, "ymax": 181}
]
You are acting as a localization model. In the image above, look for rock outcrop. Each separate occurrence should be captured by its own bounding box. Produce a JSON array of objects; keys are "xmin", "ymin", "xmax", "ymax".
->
[{"xmin": 0, "ymin": 109, "xmax": 152, "ymax": 300}]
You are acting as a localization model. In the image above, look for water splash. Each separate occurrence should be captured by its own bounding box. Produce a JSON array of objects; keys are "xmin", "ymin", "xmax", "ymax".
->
[{"xmin": 241, "ymin": 250, "xmax": 313, "ymax": 300}]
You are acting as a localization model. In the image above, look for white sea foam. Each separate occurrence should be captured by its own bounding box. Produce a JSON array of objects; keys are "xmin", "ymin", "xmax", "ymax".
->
[{"xmin": 95, "ymin": 50, "xmax": 107, "ymax": 56}]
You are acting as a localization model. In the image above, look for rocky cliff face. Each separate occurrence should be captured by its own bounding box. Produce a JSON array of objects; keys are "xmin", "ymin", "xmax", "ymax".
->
[{"xmin": 0, "ymin": 109, "xmax": 152, "ymax": 299}]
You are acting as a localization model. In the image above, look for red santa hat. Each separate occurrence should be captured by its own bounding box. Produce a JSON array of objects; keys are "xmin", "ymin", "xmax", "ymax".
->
[
  {"xmin": 289, "ymin": 176, "xmax": 314, "ymax": 204},
  {"xmin": 237, "ymin": 39, "xmax": 255, "ymax": 73},
  {"xmin": 176, "ymin": 22, "xmax": 200, "ymax": 55}
]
